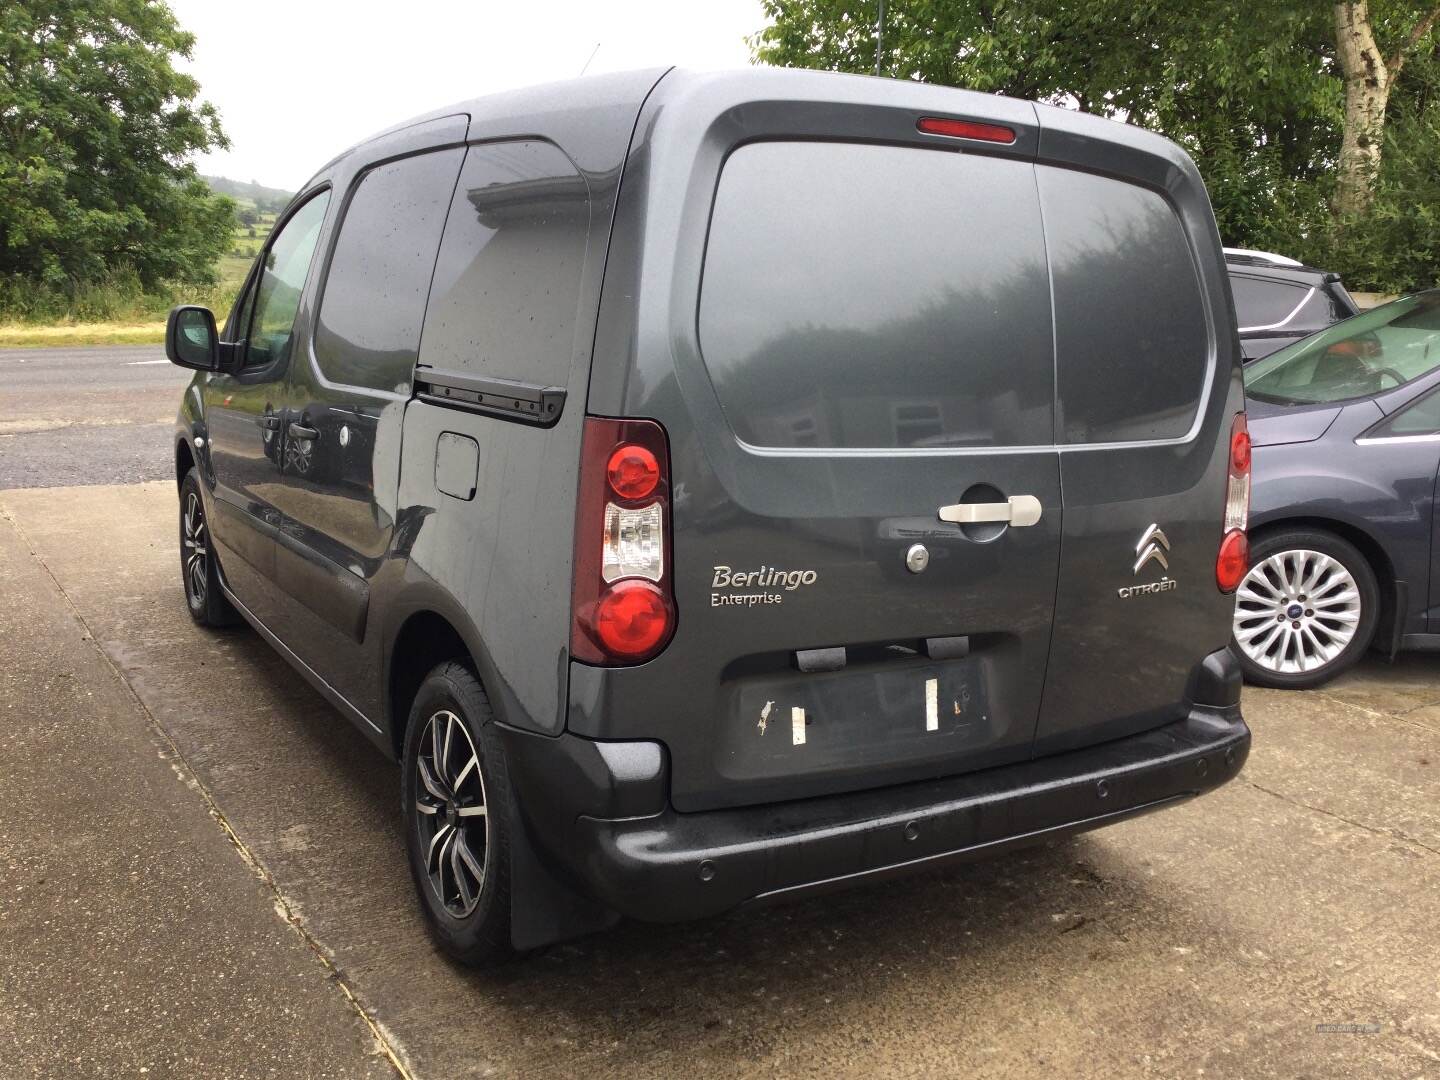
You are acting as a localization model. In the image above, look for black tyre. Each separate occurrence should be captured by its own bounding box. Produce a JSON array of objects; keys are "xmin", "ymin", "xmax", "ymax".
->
[
  {"xmin": 179, "ymin": 467, "xmax": 240, "ymax": 628},
  {"xmin": 1231, "ymin": 528, "xmax": 1379, "ymax": 689},
  {"xmin": 401, "ymin": 661, "xmax": 513, "ymax": 966}
]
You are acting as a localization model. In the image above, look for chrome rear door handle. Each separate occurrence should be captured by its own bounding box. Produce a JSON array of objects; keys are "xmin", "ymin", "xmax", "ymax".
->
[{"xmin": 938, "ymin": 495, "xmax": 1043, "ymax": 527}]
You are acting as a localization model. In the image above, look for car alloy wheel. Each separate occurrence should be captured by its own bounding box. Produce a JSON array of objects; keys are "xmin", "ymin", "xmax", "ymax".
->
[
  {"xmin": 413, "ymin": 709, "xmax": 489, "ymax": 918},
  {"xmin": 1233, "ymin": 548, "xmax": 1362, "ymax": 676},
  {"xmin": 182, "ymin": 490, "xmax": 209, "ymax": 608}
]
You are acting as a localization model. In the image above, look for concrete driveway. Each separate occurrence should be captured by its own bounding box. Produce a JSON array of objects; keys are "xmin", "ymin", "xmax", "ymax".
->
[{"xmin": 2, "ymin": 346, "xmax": 1438, "ymax": 1078}]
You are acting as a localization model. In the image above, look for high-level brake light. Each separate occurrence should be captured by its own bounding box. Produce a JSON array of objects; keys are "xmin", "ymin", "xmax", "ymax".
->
[{"xmin": 916, "ymin": 117, "xmax": 1017, "ymax": 144}]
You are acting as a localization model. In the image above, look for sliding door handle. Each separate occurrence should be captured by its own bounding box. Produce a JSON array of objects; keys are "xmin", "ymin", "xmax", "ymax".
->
[{"xmin": 938, "ymin": 494, "xmax": 1043, "ymax": 527}]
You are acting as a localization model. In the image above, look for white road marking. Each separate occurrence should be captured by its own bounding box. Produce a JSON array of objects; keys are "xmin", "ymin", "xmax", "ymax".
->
[
  {"xmin": 925, "ymin": 678, "xmax": 939, "ymax": 731},
  {"xmin": 791, "ymin": 706, "xmax": 806, "ymax": 746},
  {"xmin": 127, "ymin": 359, "xmax": 170, "ymax": 365}
]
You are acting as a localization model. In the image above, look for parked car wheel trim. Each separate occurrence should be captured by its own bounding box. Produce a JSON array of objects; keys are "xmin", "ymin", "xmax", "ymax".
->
[
  {"xmin": 414, "ymin": 708, "xmax": 489, "ymax": 919},
  {"xmin": 182, "ymin": 491, "xmax": 209, "ymax": 609},
  {"xmin": 1233, "ymin": 548, "xmax": 1362, "ymax": 675}
]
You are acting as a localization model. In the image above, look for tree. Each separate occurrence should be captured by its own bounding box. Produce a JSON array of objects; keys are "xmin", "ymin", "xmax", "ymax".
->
[
  {"xmin": 751, "ymin": 1, "xmax": 1440, "ymax": 288},
  {"xmin": 0, "ymin": 0, "xmax": 232, "ymax": 289},
  {"xmin": 1333, "ymin": 1, "xmax": 1440, "ymax": 213}
]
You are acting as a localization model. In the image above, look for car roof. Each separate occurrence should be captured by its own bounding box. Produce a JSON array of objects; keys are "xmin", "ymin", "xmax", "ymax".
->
[
  {"xmin": 1225, "ymin": 256, "xmax": 1337, "ymax": 285},
  {"xmin": 1223, "ymin": 247, "xmax": 1302, "ymax": 267}
]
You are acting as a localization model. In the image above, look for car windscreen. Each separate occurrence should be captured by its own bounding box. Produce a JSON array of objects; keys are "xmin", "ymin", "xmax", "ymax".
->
[{"xmin": 1245, "ymin": 292, "xmax": 1440, "ymax": 405}]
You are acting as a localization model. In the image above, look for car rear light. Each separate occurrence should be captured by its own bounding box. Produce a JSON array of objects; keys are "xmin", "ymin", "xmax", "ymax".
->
[
  {"xmin": 916, "ymin": 116, "xmax": 1017, "ymax": 144},
  {"xmin": 602, "ymin": 502, "xmax": 663, "ymax": 583},
  {"xmin": 606, "ymin": 444, "xmax": 659, "ymax": 500},
  {"xmin": 1224, "ymin": 412, "xmax": 1250, "ymax": 533},
  {"xmin": 1217, "ymin": 412, "xmax": 1250, "ymax": 592},
  {"xmin": 1216, "ymin": 530, "xmax": 1248, "ymax": 593},
  {"xmin": 572, "ymin": 417, "xmax": 676, "ymax": 665},
  {"xmin": 593, "ymin": 580, "xmax": 671, "ymax": 658}
]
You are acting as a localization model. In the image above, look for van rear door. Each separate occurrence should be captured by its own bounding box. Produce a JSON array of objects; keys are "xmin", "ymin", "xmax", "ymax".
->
[
  {"xmin": 1029, "ymin": 109, "xmax": 1244, "ymax": 752},
  {"xmin": 577, "ymin": 83, "xmax": 1064, "ymax": 812}
]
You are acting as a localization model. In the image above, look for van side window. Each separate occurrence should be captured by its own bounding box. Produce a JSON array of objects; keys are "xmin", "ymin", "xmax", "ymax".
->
[
  {"xmin": 241, "ymin": 192, "xmax": 330, "ymax": 371},
  {"xmin": 698, "ymin": 141, "xmax": 1053, "ymax": 449},
  {"xmin": 419, "ymin": 140, "xmax": 591, "ymax": 386},
  {"xmin": 313, "ymin": 149, "xmax": 465, "ymax": 394},
  {"xmin": 1038, "ymin": 166, "xmax": 1209, "ymax": 444}
]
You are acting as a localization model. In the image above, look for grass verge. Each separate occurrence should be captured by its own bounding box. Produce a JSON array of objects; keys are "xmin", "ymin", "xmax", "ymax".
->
[
  {"xmin": 0, "ymin": 322, "xmax": 168, "ymax": 348},
  {"xmin": 0, "ymin": 266, "xmax": 238, "ymax": 349}
]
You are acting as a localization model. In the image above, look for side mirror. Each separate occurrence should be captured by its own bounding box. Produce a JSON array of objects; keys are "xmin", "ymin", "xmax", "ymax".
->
[{"xmin": 166, "ymin": 305, "xmax": 220, "ymax": 371}]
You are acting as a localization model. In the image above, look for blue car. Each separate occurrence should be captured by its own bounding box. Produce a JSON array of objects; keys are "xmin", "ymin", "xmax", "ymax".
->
[{"xmin": 1237, "ymin": 290, "xmax": 1440, "ymax": 687}]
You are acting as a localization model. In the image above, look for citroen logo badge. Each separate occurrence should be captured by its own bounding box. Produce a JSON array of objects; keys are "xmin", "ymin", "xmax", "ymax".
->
[
  {"xmin": 1118, "ymin": 524, "xmax": 1177, "ymax": 598},
  {"xmin": 1133, "ymin": 524, "xmax": 1171, "ymax": 575}
]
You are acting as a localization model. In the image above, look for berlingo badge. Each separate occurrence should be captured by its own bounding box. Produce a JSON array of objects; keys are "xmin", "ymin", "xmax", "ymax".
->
[{"xmin": 711, "ymin": 564, "xmax": 818, "ymax": 607}]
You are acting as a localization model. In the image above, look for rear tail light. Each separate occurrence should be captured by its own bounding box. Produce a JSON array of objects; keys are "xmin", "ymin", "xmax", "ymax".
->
[
  {"xmin": 1217, "ymin": 412, "xmax": 1250, "ymax": 593},
  {"xmin": 572, "ymin": 417, "xmax": 676, "ymax": 664}
]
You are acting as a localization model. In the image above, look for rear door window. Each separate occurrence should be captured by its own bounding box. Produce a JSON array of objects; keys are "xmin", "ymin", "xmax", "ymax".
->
[
  {"xmin": 313, "ymin": 149, "xmax": 464, "ymax": 394},
  {"xmin": 698, "ymin": 141, "xmax": 1053, "ymax": 449},
  {"xmin": 1232, "ymin": 274, "xmax": 1311, "ymax": 331},
  {"xmin": 419, "ymin": 140, "xmax": 591, "ymax": 385},
  {"xmin": 1038, "ymin": 166, "xmax": 1208, "ymax": 443},
  {"xmin": 1292, "ymin": 285, "xmax": 1346, "ymax": 331}
]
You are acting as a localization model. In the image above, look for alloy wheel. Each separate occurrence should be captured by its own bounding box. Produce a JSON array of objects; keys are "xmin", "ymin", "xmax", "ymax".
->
[
  {"xmin": 1233, "ymin": 548, "xmax": 1362, "ymax": 676},
  {"xmin": 414, "ymin": 710, "xmax": 489, "ymax": 918},
  {"xmin": 182, "ymin": 491, "xmax": 209, "ymax": 607}
]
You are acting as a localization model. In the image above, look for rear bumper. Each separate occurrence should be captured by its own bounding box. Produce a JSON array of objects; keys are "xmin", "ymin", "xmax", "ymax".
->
[{"xmin": 560, "ymin": 704, "xmax": 1247, "ymax": 922}]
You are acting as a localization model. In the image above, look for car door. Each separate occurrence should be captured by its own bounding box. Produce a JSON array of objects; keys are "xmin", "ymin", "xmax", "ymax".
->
[
  {"xmin": 203, "ymin": 190, "xmax": 331, "ymax": 624},
  {"xmin": 262, "ymin": 122, "xmax": 466, "ymax": 707},
  {"xmin": 1355, "ymin": 387, "xmax": 1440, "ymax": 632}
]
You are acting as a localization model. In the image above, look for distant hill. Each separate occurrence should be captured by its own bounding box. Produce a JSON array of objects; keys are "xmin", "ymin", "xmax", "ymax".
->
[{"xmin": 203, "ymin": 175, "xmax": 294, "ymax": 212}]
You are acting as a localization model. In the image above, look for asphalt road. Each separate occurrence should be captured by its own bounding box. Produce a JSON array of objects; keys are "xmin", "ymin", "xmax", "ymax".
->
[
  {"xmin": 0, "ymin": 344, "xmax": 186, "ymax": 488},
  {"xmin": 3, "ymin": 345, "xmax": 1440, "ymax": 1078}
]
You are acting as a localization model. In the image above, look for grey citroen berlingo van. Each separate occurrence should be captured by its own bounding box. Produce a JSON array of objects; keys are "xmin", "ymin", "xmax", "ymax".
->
[{"xmin": 166, "ymin": 67, "xmax": 1251, "ymax": 964}]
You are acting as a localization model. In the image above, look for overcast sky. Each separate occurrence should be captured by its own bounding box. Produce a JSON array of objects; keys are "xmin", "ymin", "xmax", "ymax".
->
[{"xmin": 169, "ymin": 0, "xmax": 768, "ymax": 191}]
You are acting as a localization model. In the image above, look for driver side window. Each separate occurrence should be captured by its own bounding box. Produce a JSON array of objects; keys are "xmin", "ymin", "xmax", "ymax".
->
[{"xmin": 237, "ymin": 192, "xmax": 330, "ymax": 371}]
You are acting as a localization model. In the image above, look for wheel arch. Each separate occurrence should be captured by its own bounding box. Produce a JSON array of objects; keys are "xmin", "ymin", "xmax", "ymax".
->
[
  {"xmin": 387, "ymin": 608, "xmax": 478, "ymax": 760},
  {"xmin": 175, "ymin": 437, "xmax": 195, "ymax": 488}
]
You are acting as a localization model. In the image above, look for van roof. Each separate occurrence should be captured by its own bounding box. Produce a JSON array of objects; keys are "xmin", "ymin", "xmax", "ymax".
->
[
  {"xmin": 305, "ymin": 67, "xmax": 672, "ymax": 188},
  {"xmin": 308, "ymin": 66, "xmax": 1194, "ymax": 192}
]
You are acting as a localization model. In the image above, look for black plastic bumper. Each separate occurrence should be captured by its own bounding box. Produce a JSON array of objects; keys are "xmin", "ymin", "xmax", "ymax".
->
[{"xmin": 559, "ymin": 704, "xmax": 1248, "ymax": 923}]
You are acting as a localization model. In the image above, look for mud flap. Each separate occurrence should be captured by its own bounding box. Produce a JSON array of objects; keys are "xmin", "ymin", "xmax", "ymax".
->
[
  {"xmin": 503, "ymin": 777, "xmax": 619, "ymax": 951},
  {"xmin": 1386, "ymin": 580, "xmax": 1408, "ymax": 661}
]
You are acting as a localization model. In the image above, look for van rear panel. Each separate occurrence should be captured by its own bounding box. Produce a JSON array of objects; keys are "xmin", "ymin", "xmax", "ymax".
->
[{"xmin": 577, "ymin": 70, "xmax": 1242, "ymax": 813}]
